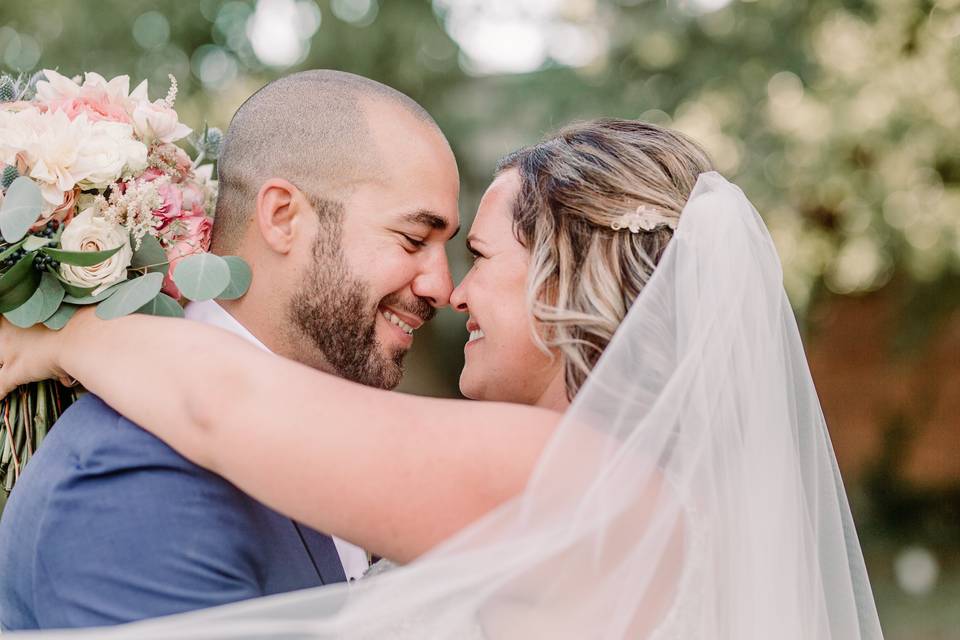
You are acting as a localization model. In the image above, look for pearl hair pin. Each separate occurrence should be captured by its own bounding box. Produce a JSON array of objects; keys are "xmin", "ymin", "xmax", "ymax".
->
[{"xmin": 610, "ymin": 205, "xmax": 678, "ymax": 233}]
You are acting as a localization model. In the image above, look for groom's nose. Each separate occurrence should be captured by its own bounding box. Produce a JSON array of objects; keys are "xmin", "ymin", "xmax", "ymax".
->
[{"xmin": 411, "ymin": 250, "xmax": 454, "ymax": 308}]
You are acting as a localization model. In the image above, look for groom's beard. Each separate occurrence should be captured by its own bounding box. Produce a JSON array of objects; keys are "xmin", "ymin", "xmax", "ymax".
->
[{"xmin": 287, "ymin": 230, "xmax": 433, "ymax": 389}]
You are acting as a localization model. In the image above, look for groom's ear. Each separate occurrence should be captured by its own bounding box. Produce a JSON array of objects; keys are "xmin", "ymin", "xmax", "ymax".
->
[{"xmin": 254, "ymin": 179, "xmax": 309, "ymax": 255}]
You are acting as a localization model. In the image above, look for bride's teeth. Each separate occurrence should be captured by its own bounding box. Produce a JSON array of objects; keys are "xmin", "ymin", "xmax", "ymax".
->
[
  {"xmin": 468, "ymin": 329, "xmax": 485, "ymax": 342},
  {"xmin": 381, "ymin": 310, "xmax": 414, "ymax": 335}
]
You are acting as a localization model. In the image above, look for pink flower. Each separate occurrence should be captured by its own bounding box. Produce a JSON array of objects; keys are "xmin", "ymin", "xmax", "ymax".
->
[
  {"xmin": 54, "ymin": 96, "xmax": 132, "ymax": 124},
  {"xmin": 172, "ymin": 146, "xmax": 193, "ymax": 180},
  {"xmin": 30, "ymin": 187, "xmax": 77, "ymax": 231},
  {"xmin": 180, "ymin": 181, "xmax": 207, "ymax": 217},
  {"xmin": 153, "ymin": 181, "xmax": 184, "ymax": 228},
  {"xmin": 35, "ymin": 70, "xmax": 141, "ymax": 125},
  {"xmin": 139, "ymin": 167, "xmax": 165, "ymax": 183},
  {"xmin": 132, "ymin": 100, "xmax": 191, "ymax": 144},
  {"xmin": 161, "ymin": 215, "xmax": 213, "ymax": 299}
]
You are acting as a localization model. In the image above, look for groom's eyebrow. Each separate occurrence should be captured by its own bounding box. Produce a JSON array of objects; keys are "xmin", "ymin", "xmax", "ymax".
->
[{"xmin": 402, "ymin": 210, "xmax": 460, "ymax": 238}]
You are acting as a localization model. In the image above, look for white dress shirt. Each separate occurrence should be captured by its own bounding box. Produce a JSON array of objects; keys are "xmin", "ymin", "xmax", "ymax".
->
[{"xmin": 184, "ymin": 299, "xmax": 370, "ymax": 581}]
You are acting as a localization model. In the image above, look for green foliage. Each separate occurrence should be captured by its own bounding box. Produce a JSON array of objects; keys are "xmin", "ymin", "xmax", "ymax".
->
[
  {"xmin": 3, "ymin": 272, "xmax": 64, "ymax": 328},
  {"xmin": 42, "ymin": 244, "xmax": 123, "ymax": 267},
  {"xmin": 0, "ymin": 77, "xmax": 15, "ymax": 102},
  {"xmin": 95, "ymin": 272, "xmax": 164, "ymax": 320},
  {"xmin": 0, "ymin": 253, "xmax": 41, "ymax": 313},
  {"xmin": 190, "ymin": 124, "xmax": 224, "ymax": 163},
  {"xmin": 172, "ymin": 252, "xmax": 231, "ymax": 301},
  {"xmin": 42, "ymin": 302, "xmax": 78, "ymax": 330},
  {"xmin": 137, "ymin": 292, "xmax": 185, "ymax": 318},
  {"xmin": 216, "ymin": 255, "xmax": 252, "ymax": 301},
  {"xmin": 130, "ymin": 233, "xmax": 169, "ymax": 275},
  {"xmin": 1, "ymin": 165, "xmax": 19, "ymax": 190},
  {"xmin": 0, "ymin": 177, "xmax": 42, "ymax": 243},
  {"xmin": 62, "ymin": 281, "xmax": 123, "ymax": 304},
  {"xmin": 22, "ymin": 235, "xmax": 52, "ymax": 252}
]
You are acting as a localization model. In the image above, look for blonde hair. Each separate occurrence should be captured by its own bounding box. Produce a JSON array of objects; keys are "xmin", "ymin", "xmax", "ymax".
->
[{"xmin": 497, "ymin": 119, "xmax": 714, "ymax": 399}]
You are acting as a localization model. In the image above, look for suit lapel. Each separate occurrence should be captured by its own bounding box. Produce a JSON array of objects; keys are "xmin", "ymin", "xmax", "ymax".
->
[{"xmin": 291, "ymin": 521, "xmax": 347, "ymax": 585}]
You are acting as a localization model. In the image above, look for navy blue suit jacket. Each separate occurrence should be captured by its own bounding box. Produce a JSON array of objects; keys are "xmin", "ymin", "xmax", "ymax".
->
[{"xmin": 0, "ymin": 394, "xmax": 346, "ymax": 630}]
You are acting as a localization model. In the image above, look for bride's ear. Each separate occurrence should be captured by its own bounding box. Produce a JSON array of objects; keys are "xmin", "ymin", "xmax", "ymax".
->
[{"xmin": 254, "ymin": 178, "xmax": 311, "ymax": 255}]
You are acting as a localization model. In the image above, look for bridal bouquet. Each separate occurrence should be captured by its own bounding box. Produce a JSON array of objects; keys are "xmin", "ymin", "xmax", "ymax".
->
[{"xmin": 0, "ymin": 70, "xmax": 251, "ymax": 506}]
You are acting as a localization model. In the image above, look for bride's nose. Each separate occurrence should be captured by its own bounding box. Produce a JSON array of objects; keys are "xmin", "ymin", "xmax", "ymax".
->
[{"xmin": 450, "ymin": 277, "xmax": 469, "ymax": 313}]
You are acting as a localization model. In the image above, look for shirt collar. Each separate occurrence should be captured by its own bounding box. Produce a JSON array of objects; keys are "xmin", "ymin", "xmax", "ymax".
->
[{"xmin": 183, "ymin": 300, "xmax": 272, "ymax": 354}]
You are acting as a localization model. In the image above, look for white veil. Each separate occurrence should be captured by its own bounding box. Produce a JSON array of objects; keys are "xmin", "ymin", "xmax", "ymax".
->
[{"xmin": 21, "ymin": 172, "xmax": 884, "ymax": 639}]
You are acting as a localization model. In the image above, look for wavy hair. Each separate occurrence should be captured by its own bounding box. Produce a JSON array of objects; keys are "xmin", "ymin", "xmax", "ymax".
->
[{"xmin": 497, "ymin": 119, "xmax": 714, "ymax": 398}]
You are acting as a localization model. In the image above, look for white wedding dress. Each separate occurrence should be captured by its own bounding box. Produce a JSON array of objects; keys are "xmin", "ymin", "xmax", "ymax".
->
[{"xmin": 20, "ymin": 173, "xmax": 883, "ymax": 639}]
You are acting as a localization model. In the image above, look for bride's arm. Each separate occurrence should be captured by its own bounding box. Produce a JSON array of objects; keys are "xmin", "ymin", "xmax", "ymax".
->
[{"xmin": 0, "ymin": 312, "xmax": 558, "ymax": 562}]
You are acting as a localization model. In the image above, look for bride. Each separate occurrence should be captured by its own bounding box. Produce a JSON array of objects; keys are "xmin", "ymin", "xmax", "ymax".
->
[{"xmin": 0, "ymin": 119, "xmax": 883, "ymax": 638}]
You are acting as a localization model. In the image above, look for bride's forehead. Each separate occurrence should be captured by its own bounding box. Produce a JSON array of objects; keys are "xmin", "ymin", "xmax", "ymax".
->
[{"xmin": 471, "ymin": 172, "xmax": 521, "ymax": 233}]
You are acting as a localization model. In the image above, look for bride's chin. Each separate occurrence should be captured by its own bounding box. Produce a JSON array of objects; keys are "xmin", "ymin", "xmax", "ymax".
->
[{"xmin": 458, "ymin": 367, "xmax": 484, "ymax": 401}]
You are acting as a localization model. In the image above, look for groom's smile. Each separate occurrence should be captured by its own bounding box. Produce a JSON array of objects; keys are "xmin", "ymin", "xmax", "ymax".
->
[{"xmin": 376, "ymin": 296, "xmax": 432, "ymax": 349}]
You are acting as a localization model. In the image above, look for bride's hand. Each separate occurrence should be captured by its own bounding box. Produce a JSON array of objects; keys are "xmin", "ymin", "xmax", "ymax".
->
[{"xmin": 0, "ymin": 312, "xmax": 78, "ymax": 397}]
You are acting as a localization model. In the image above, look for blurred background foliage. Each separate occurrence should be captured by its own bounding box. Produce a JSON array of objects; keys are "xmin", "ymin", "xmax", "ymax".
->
[{"xmin": 1, "ymin": 0, "xmax": 957, "ymax": 637}]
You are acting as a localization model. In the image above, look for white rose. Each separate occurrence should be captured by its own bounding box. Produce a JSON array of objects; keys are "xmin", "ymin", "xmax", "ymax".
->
[
  {"xmin": 59, "ymin": 208, "xmax": 133, "ymax": 294},
  {"xmin": 132, "ymin": 100, "xmax": 191, "ymax": 144},
  {"xmin": 74, "ymin": 120, "xmax": 147, "ymax": 189}
]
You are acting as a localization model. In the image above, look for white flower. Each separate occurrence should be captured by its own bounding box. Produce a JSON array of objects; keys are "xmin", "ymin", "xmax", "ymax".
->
[
  {"xmin": 132, "ymin": 100, "xmax": 191, "ymax": 144},
  {"xmin": 0, "ymin": 107, "xmax": 38, "ymax": 168},
  {"xmin": 23, "ymin": 109, "xmax": 92, "ymax": 214},
  {"xmin": 73, "ymin": 119, "xmax": 148, "ymax": 189},
  {"xmin": 33, "ymin": 70, "xmax": 82, "ymax": 104},
  {"xmin": 59, "ymin": 207, "xmax": 133, "ymax": 294}
]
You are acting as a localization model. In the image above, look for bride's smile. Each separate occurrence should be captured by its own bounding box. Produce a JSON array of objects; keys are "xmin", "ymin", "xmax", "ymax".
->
[{"xmin": 452, "ymin": 170, "xmax": 565, "ymax": 408}]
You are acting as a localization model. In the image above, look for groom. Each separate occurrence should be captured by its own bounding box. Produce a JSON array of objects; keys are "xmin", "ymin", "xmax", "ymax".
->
[{"xmin": 0, "ymin": 70, "xmax": 460, "ymax": 629}]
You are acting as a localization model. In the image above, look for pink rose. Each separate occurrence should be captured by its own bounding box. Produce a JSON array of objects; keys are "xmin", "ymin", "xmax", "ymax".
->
[
  {"xmin": 152, "ymin": 181, "xmax": 184, "ymax": 228},
  {"xmin": 161, "ymin": 215, "xmax": 213, "ymax": 298},
  {"xmin": 139, "ymin": 167, "xmax": 165, "ymax": 183}
]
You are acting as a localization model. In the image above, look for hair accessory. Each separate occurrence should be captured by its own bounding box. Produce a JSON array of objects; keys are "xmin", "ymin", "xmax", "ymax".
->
[{"xmin": 610, "ymin": 205, "xmax": 677, "ymax": 233}]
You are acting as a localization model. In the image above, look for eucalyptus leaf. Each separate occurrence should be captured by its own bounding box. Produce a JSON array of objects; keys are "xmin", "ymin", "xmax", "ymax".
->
[
  {"xmin": 95, "ymin": 272, "xmax": 163, "ymax": 320},
  {"xmin": 0, "ymin": 252, "xmax": 37, "ymax": 298},
  {"xmin": 172, "ymin": 253, "xmax": 230, "ymax": 302},
  {"xmin": 136, "ymin": 292, "xmax": 184, "ymax": 318},
  {"xmin": 130, "ymin": 233, "xmax": 168, "ymax": 274},
  {"xmin": 48, "ymin": 268, "xmax": 98, "ymax": 299},
  {"xmin": 0, "ymin": 177, "xmax": 42, "ymax": 243},
  {"xmin": 0, "ymin": 258, "xmax": 41, "ymax": 314},
  {"xmin": 62, "ymin": 281, "xmax": 124, "ymax": 305},
  {"xmin": 216, "ymin": 256, "xmax": 252, "ymax": 301},
  {"xmin": 43, "ymin": 303, "xmax": 79, "ymax": 330},
  {"xmin": 42, "ymin": 244, "xmax": 122, "ymax": 267},
  {"xmin": 3, "ymin": 273, "xmax": 64, "ymax": 328},
  {"xmin": 22, "ymin": 235, "xmax": 51, "ymax": 252}
]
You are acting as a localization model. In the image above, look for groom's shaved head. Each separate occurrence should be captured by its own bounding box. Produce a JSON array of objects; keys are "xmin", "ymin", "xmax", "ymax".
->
[{"xmin": 212, "ymin": 70, "xmax": 442, "ymax": 253}]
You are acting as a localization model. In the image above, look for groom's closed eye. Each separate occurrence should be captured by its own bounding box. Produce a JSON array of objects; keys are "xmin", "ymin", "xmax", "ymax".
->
[{"xmin": 400, "ymin": 233, "xmax": 427, "ymax": 251}]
